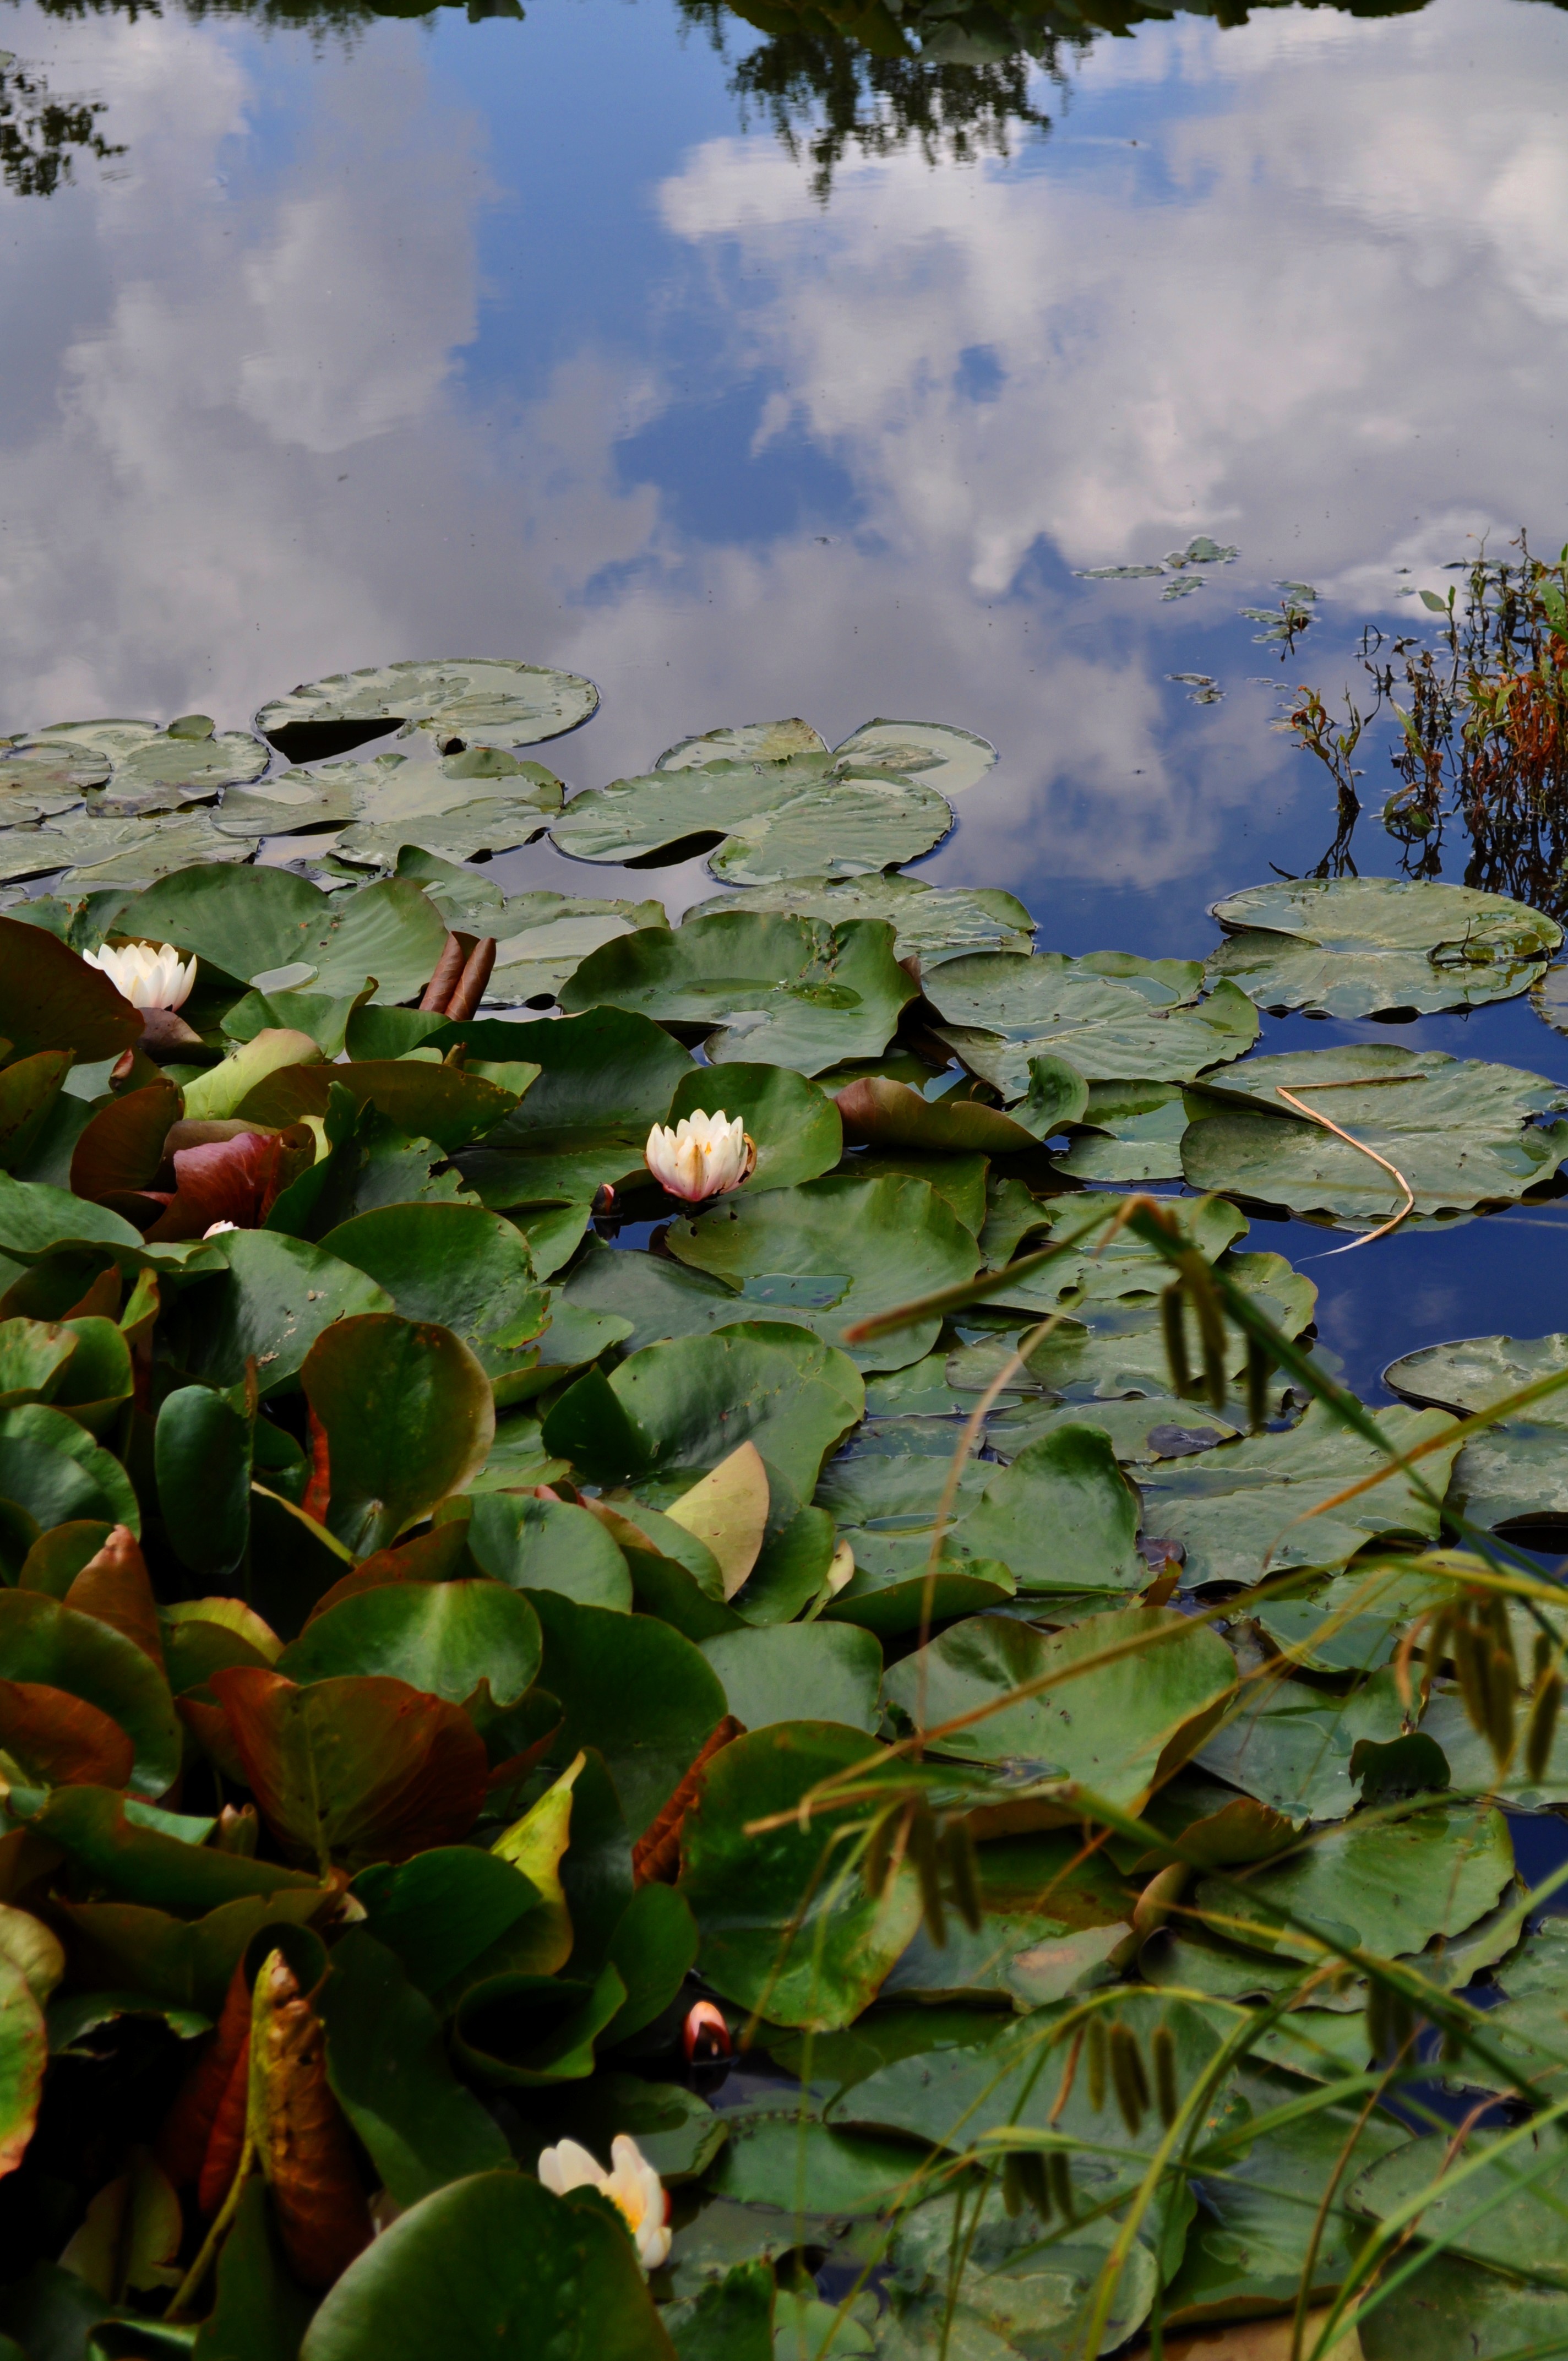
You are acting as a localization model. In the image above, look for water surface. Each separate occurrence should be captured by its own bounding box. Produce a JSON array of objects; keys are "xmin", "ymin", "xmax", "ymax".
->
[{"xmin": 6, "ymin": 0, "xmax": 1568, "ymax": 1387}]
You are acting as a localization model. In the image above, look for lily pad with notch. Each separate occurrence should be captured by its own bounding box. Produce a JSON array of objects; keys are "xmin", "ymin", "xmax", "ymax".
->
[
  {"xmin": 559, "ymin": 911, "xmax": 918, "ymax": 1076},
  {"xmin": 1385, "ymin": 1330, "xmax": 1568, "ymax": 1528},
  {"xmin": 1048, "ymin": 1081, "xmax": 1190, "ymax": 1183},
  {"xmin": 925, "ymin": 953, "xmax": 1258, "ymax": 1094},
  {"xmin": 1137, "ymin": 1397, "xmax": 1462, "ymax": 1588},
  {"xmin": 690, "ymin": 873, "xmax": 1034, "ymax": 966},
  {"xmin": 1207, "ymin": 876, "xmax": 1560, "ymax": 1018},
  {"xmin": 666, "ymin": 1171, "xmax": 979, "ymax": 1372},
  {"xmin": 255, "ymin": 660, "xmax": 600, "ymax": 763},
  {"xmin": 1182, "ymin": 1043, "xmax": 1568, "ymax": 1225},
  {"xmin": 549, "ymin": 755, "xmax": 952, "ymax": 884},
  {"xmin": 883, "ymin": 1607, "xmax": 1237, "ymax": 1818}
]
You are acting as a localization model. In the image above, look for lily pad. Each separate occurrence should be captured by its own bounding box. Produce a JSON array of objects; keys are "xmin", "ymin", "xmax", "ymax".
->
[
  {"xmin": 1194, "ymin": 1668, "xmax": 1408, "ymax": 1822},
  {"xmin": 1208, "ymin": 877, "xmax": 1560, "ymax": 1018},
  {"xmin": 549, "ymin": 756, "xmax": 952, "ymax": 884},
  {"xmin": 698, "ymin": 1624, "xmax": 883, "ymax": 1734},
  {"xmin": 560, "ymin": 912, "xmax": 917, "ymax": 1076},
  {"xmin": 1138, "ymin": 1399, "xmax": 1462, "ymax": 1587},
  {"xmin": 1018, "ymin": 1249, "xmax": 1315, "ymax": 1399},
  {"xmin": 881, "ymin": 1830, "xmax": 1135, "ymax": 2006},
  {"xmin": 1048, "ymin": 1081, "xmax": 1189, "ymax": 1183},
  {"xmin": 256, "ymin": 660, "xmax": 600, "ymax": 760},
  {"xmin": 1183, "ymin": 1045, "xmax": 1568, "ymax": 1225},
  {"xmin": 1385, "ymin": 1331, "xmax": 1568, "ymax": 1527},
  {"xmin": 123, "ymin": 865, "xmax": 449, "ymax": 1002},
  {"xmin": 1161, "ymin": 2070, "xmax": 1410, "ymax": 2324},
  {"xmin": 677, "ymin": 1720, "xmax": 922, "ymax": 2029},
  {"xmin": 0, "ymin": 742, "xmax": 109, "ymax": 820},
  {"xmin": 1358, "ymin": 2247, "xmax": 1568, "ymax": 2361},
  {"xmin": 830, "ymin": 717, "xmax": 998, "ymax": 799},
  {"xmin": 1196, "ymin": 1801, "xmax": 1513, "ymax": 1960},
  {"xmin": 456, "ymin": 1008, "xmax": 696, "ymax": 1214},
  {"xmin": 0, "ymin": 814, "xmax": 254, "ymax": 888},
  {"xmin": 655, "ymin": 719, "xmax": 829, "ymax": 768},
  {"xmin": 482, "ymin": 894, "xmax": 667, "ymax": 1008},
  {"xmin": 666, "ymin": 1171, "xmax": 979, "ymax": 1371},
  {"xmin": 925, "ymin": 954, "xmax": 1258, "ymax": 1094},
  {"xmin": 690, "ymin": 874, "xmax": 1034, "ymax": 966},
  {"xmin": 884, "ymin": 1607, "xmax": 1236, "ymax": 1816},
  {"xmin": 876, "ymin": 2184, "xmax": 1156, "ymax": 2359}
]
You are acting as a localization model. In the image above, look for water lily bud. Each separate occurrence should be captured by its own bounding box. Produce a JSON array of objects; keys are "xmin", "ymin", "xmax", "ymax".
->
[
  {"xmin": 537, "ymin": 2133, "xmax": 671, "ymax": 2271},
  {"xmin": 645, "ymin": 1110, "xmax": 756, "ymax": 1203},
  {"xmin": 203, "ymin": 1220, "xmax": 240, "ymax": 1238},
  {"xmin": 83, "ymin": 941, "xmax": 198, "ymax": 1010},
  {"xmin": 682, "ymin": 2000, "xmax": 732, "ymax": 2065}
]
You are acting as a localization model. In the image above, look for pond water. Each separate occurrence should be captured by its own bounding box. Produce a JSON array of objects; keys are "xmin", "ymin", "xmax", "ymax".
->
[{"xmin": 6, "ymin": 0, "xmax": 1568, "ymax": 1403}]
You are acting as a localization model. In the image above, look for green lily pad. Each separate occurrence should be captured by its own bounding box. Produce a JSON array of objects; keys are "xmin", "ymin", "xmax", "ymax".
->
[
  {"xmin": 549, "ymin": 755, "xmax": 952, "ymax": 884},
  {"xmin": 881, "ymin": 1829, "xmax": 1135, "ymax": 2007},
  {"xmin": 853, "ymin": 1424, "xmax": 1143, "ymax": 1596},
  {"xmin": 1385, "ymin": 1331, "xmax": 1568, "ymax": 1527},
  {"xmin": 0, "ymin": 813, "xmax": 255, "ymax": 888},
  {"xmin": 1208, "ymin": 877, "xmax": 1560, "ymax": 1017},
  {"xmin": 698, "ymin": 1624, "xmax": 883, "ymax": 1734},
  {"xmin": 585, "ymin": 1324, "xmax": 863, "ymax": 1511},
  {"xmin": 884, "ymin": 1607, "xmax": 1237, "ymax": 1814},
  {"xmin": 482, "ymin": 894, "xmax": 667, "ymax": 1007},
  {"xmin": 557, "ymin": 1239, "xmax": 749, "ymax": 1353},
  {"xmin": 1183, "ymin": 1045, "xmax": 1568, "ymax": 1224},
  {"xmin": 666, "ymin": 1171, "xmax": 979, "ymax": 1372},
  {"xmin": 0, "ymin": 741, "xmax": 109, "ymax": 821},
  {"xmin": 298, "ymin": 2171, "xmax": 672, "ymax": 2361},
  {"xmin": 257, "ymin": 660, "xmax": 600, "ymax": 760},
  {"xmin": 1048, "ymin": 1081, "xmax": 1189, "ymax": 1183},
  {"xmin": 690, "ymin": 874, "xmax": 1034, "ymax": 966},
  {"xmin": 677, "ymin": 1720, "xmax": 922, "ymax": 2029},
  {"xmin": 1016, "ymin": 1249, "xmax": 1315, "ymax": 1399},
  {"xmin": 656, "ymin": 719, "xmax": 828, "ymax": 768},
  {"xmin": 986, "ymin": 1394, "xmax": 1242, "ymax": 1467},
  {"xmin": 831, "ymin": 717, "xmax": 998, "ymax": 799},
  {"xmin": 1197, "ymin": 1801, "xmax": 1513, "ymax": 1960},
  {"xmin": 319, "ymin": 1203, "xmax": 547, "ymax": 1402},
  {"xmin": 124, "ymin": 864, "xmax": 449, "ymax": 1001},
  {"xmin": 792, "ymin": 1992, "xmax": 1234, "ymax": 2203},
  {"xmin": 214, "ymin": 760, "xmax": 361, "ymax": 837},
  {"xmin": 876, "ymin": 2183, "xmax": 1157, "ymax": 2360},
  {"xmin": 454, "ymin": 1007, "xmax": 696, "ymax": 1215},
  {"xmin": 925, "ymin": 954, "xmax": 1258, "ymax": 1094},
  {"xmin": 1161, "ymin": 2069, "xmax": 1409, "ymax": 2324},
  {"xmin": 1194, "ymin": 1668, "xmax": 1408, "ymax": 1822},
  {"xmin": 1352, "ymin": 2132, "xmax": 1568, "ymax": 2294},
  {"xmin": 559, "ymin": 911, "xmax": 917, "ymax": 1076},
  {"xmin": 665, "ymin": 1063, "xmax": 843, "ymax": 1194},
  {"xmin": 1138, "ymin": 1399, "xmax": 1462, "ymax": 1587},
  {"xmin": 1358, "ymin": 2248, "xmax": 1568, "ymax": 2361}
]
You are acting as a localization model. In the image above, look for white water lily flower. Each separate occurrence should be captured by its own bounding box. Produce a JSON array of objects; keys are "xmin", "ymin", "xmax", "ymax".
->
[
  {"xmin": 202, "ymin": 1221, "xmax": 240, "ymax": 1238},
  {"xmin": 645, "ymin": 1109, "xmax": 755, "ymax": 1202},
  {"xmin": 537, "ymin": 2134, "xmax": 670, "ymax": 2270},
  {"xmin": 83, "ymin": 940, "xmax": 197, "ymax": 1010}
]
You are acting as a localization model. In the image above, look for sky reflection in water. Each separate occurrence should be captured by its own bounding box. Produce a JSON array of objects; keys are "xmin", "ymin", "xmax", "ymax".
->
[{"xmin": 6, "ymin": 0, "xmax": 1568, "ymax": 1385}]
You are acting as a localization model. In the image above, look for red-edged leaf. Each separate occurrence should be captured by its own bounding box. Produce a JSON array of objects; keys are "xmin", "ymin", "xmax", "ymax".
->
[
  {"xmin": 157, "ymin": 1956, "xmax": 251, "ymax": 2189},
  {"xmin": 0, "ymin": 913, "xmax": 143, "ymax": 1062},
  {"xmin": 209, "ymin": 1668, "xmax": 489, "ymax": 1869},
  {"xmin": 69, "ymin": 1080, "xmax": 183, "ymax": 1220},
  {"xmin": 143, "ymin": 1126, "xmax": 315, "ymax": 1243},
  {"xmin": 302, "ymin": 1522, "xmax": 470, "ymax": 1627},
  {"xmin": 0, "ymin": 1678, "xmax": 135, "ymax": 1788},
  {"xmin": 64, "ymin": 1525, "xmax": 165, "ymax": 1670}
]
